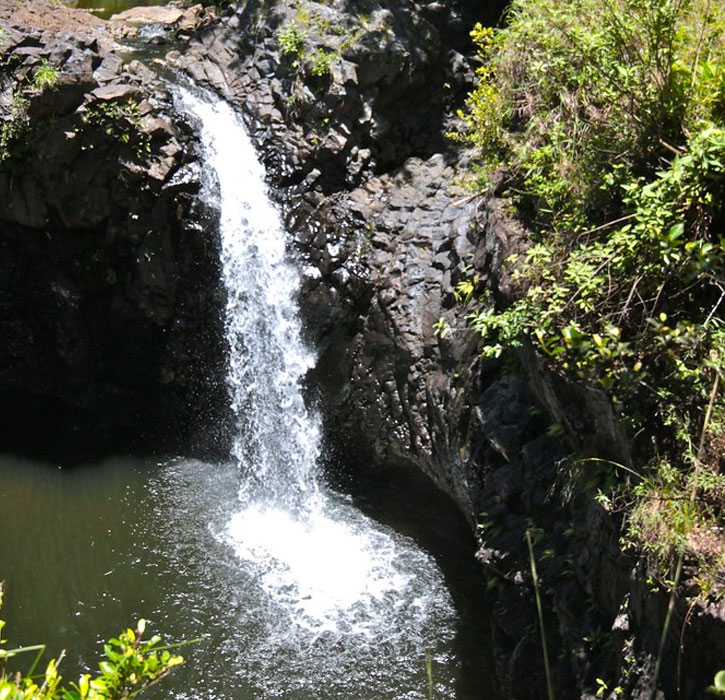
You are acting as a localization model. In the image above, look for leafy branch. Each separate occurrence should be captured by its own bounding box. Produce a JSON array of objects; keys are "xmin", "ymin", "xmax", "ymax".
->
[{"xmin": 0, "ymin": 582, "xmax": 192, "ymax": 700}]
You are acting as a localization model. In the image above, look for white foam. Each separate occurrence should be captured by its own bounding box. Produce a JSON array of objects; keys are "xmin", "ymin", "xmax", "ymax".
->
[
  {"xmin": 174, "ymin": 83, "xmax": 458, "ymax": 697},
  {"xmin": 224, "ymin": 501, "xmax": 418, "ymax": 632}
]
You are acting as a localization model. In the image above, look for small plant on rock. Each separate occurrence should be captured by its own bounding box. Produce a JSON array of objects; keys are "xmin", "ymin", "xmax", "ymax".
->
[
  {"xmin": 31, "ymin": 60, "xmax": 58, "ymax": 92},
  {"xmin": 308, "ymin": 47, "xmax": 333, "ymax": 77},
  {"xmin": 278, "ymin": 20, "xmax": 308, "ymax": 59},
  {"xmin": 81, "ymin": 99, "xmax": 151, "ymax": 158}
]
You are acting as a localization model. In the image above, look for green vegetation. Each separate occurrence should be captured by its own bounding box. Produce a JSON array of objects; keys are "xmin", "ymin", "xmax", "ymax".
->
[
  {"xmin": 30, "ymin": 61, "xmax": 58, "ymax": 92},
  {"xmin": 0, "ymin": 583, "xmax": 185, "ymax": 700},
  {"xmin": 276, "ymin": 13, "xmax": 338, "ymax": 79},
  {"xmin": 275, "ymin": 1, "xmax": 368, "ymax": 82},
  {"xmin": 1, "ymin": 61, "xmax": 153, "ymax": 168},
  {"xmin": 455, "ymin": 0, "xmax": 725, "ymax": 587},
  {"xmin": 80, "ymin": 100, "xmax": 151, "ymax": 158},
  {"xmin": 277, "ymin": 22, "xmax": 323, "ymax": 80},
  {"xmin": 525, "ymin": 530, "xmax": 554, "ymax": 700},
  {"xmin": 278, "ymin": 20, "xmax": 308, "ymax": 59},
  {"xmin": 0, "ymin": 59, "xmax": 59, "ymax": 165},
  {"xmin": 308, "ymin": 47, "xmax": 335, "ymax": 77},
  {"xmin": 0, "ymin": 97, "xmax": 30, "ymax": 166},
  {"xmin": 708, "ymin": 670, "xmax": 725, "ymax": 695}
]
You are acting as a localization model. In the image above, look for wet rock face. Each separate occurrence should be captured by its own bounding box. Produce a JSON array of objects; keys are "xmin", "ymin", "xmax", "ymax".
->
[
  {"xmin": 297, "ymin": 154, "xmax": 485, "ymax": 502},
  {"xmin": 170, "ymin": 0, "xmax": 512, "ymax": 512},
  {"xmin": 0, "ymin": 2, "xmax": 227, "ymax": 462}
]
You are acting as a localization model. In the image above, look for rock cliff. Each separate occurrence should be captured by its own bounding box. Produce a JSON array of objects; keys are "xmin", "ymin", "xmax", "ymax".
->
[
  {"xmin": 170, "ymin": 0, "xmax": 497, "ymax": 511},
  {"xmin": 0, "ymin": 0, "xmax": 227, "ymax": 461}
]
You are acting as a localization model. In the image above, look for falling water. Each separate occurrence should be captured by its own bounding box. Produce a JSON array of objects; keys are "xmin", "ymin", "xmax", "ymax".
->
[
  {"xmin": 175, "ymin": 86, "xmax": 320, "ymax": 511},
  {"xmin": 174, "ymin": 83, "xmax": 459, "ymax": 698}
]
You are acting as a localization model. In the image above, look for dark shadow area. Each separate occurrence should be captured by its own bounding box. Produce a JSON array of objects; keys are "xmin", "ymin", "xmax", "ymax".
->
[{"xmin": 324, "ymin": 449, "xmax": 500, "ymax": 700}]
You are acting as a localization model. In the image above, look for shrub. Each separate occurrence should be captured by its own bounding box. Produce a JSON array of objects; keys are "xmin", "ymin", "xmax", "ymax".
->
[
  {"xmin": 278, "ymin": 20, "xmax": 308, "ymax": 58},
  {"xmin": 455, "ymin": 0, "xmax": 725, "ymax": 569},
  {"xmin": 0, "ymin": 58, "xmax": 59, "ymax": 164},
  {"xmin": 0, "ymin": 582, "xmax": 185, "ymax": 700},
  {"xmin": 31, "ymin": 60, "xmax": 58, "ymax": 91}
]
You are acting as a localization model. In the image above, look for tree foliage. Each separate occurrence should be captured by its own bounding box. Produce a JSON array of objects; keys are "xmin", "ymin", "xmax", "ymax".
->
[{"xmin": 455, "ymin": 0, "xmax": 725, "ymax": 573}]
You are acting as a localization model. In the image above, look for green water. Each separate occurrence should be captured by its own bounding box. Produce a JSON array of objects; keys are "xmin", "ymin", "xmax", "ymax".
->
[
  {"xmin": 63, "ymin": 0, "xmax": 166, "ymax": 20},
  {"xmin": 0, "ymin": 454, "xmax": 496, "ymax": 699}
]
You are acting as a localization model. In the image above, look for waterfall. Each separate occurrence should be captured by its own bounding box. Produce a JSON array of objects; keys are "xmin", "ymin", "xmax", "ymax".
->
[
  {"xmin": 173, "ymin": 82, "xmax": 458, "ymax": 698},
  {"xmin": 175, "ymin": 84, "xmax": 321, "ymax": 512}
]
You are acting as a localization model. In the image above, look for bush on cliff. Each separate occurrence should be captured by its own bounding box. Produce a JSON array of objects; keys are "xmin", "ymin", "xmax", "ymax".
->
[{"xmin": 455, "ymin": 0, "xmax": 725, "ymax": 581}]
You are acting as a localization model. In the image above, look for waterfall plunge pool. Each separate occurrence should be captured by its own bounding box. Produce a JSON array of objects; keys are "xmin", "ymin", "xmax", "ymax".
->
[{"xmin": 0, "ymin": 454, "xmax": 496, "ymax": 699}]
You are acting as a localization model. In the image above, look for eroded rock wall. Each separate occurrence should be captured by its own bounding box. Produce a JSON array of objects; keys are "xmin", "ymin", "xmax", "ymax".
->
[{"xmin": 0, "ymin": 1, "xmax": 228, "ymax": 461}]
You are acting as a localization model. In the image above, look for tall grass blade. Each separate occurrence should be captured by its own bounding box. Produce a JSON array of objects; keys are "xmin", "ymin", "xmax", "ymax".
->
[{"xmin": 526, "ymin": 529, "xmax": 555, "ymax": 700}]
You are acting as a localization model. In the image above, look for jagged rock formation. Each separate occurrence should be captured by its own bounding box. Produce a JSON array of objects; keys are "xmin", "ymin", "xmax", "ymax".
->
[{"xmin": 0, "ymin": 0, "xmax": 227, "ymax": 461}]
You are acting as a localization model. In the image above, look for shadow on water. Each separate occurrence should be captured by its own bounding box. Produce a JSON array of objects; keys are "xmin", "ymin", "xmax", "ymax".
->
[{"xmin": 325, "ymin": 456, "xmax": 498, "ymax": 700}]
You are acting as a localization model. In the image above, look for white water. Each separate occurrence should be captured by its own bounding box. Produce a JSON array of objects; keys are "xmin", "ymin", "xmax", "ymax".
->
[
  {"xmin": 177, "ymin": 86, "xmax": 321, "ymax": 511},
  {"xmin": 174, "ymin": 84, "xmax": 457, "ymax": 697}
]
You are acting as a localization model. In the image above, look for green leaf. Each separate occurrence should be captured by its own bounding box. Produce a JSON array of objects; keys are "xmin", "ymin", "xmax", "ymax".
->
[{"xmin": 668, "ymin": 222, "xmax": 684, "ymax": 240}]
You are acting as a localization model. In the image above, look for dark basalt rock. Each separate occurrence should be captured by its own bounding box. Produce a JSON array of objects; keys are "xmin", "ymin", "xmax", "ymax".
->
[
  {"xmin": 0, "ymin": 1, "xmax": 228, "ymax": 463},
  {"xmin": 170, "ymin": 0, "xmax": 501, "ymax": 504}
]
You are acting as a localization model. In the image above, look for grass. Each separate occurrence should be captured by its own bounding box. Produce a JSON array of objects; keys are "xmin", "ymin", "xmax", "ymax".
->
[{"xmin": 526, "ymin": 530, "xmax": 555, "ymax": 700}]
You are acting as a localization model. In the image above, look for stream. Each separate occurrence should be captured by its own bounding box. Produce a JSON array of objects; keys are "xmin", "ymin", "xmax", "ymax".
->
[
  {"xmin": 63, "ymin": 0, "xmax": 166, "ymax": 19},
  {"xmin": 0, "ymin": 81, "xmax": 497, "ymax": 698}
]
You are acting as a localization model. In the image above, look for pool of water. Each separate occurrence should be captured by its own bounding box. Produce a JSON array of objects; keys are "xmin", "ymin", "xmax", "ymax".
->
[
  {"xmin": 63, "ymin": 0, "xmax": 166, "ymax": 19},
  {"xmin": 0, "ymin": 454, "xmax": 497, "ymax": 699}
]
